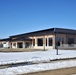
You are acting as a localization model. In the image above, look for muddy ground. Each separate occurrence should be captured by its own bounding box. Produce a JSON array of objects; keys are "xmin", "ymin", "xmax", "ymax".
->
[{"xmin": 21, "ymin": 67, "xmax": 76, "ymax": 75}]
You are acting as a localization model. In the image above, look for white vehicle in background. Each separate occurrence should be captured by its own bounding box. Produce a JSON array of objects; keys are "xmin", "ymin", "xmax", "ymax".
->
[
  {"xmin": 3, "ymin": 41, "xmax": 10, "ymax": 48},
  {"xmin": 0, "ymin": 38, "xmax": 10, "ymax": 48}
]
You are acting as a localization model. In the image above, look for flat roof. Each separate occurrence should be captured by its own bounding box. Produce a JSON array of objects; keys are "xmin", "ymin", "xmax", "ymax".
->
[
  {"xmin": 10, "ymin": 28, "xmax": 76, "ymax": 38},
  {"xmin": 0, "ymin": 38, "xmax": 10, "ymax": 41}
]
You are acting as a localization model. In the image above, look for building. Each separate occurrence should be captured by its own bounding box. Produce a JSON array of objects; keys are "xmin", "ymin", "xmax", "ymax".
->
[
  {"xmin": 0, "ymin": 28, "xmax": 76, "ymax": 49},
  {"xmin": 0, "ymin": 38, "xmax": 10, "ymax": 48}
]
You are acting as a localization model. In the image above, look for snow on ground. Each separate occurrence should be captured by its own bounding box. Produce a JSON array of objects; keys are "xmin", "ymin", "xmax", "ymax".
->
[
  {"xmin": 0, "ymin": 49, "xmax": 76, "ymax": 75},
  {"xmin": 0, "ymin": 60, "xmax": 76, "ymax": 75},
  {"xmin": 0, "ymin": 49, "xmax": 76, "ymax": 65}
]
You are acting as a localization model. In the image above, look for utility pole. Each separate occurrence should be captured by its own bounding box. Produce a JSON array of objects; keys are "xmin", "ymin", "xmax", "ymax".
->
[
  {"xmin": 54, "ymin": 28, "xmax": 58, "ymax": 55},
  {"xmin": 56, "ymin": 32, "xmax": 58, "ymax": 55}
]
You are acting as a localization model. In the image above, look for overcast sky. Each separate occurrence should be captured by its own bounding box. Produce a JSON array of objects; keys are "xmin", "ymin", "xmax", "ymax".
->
[{"xmin": 0, "ymin": 0, "xmax": 76, "ymax": 38}]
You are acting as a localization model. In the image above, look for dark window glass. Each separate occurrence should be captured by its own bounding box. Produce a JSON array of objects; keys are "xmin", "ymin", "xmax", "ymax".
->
[
  {"xmin": 68, "ymin": 38, "xmax": 74, "ymax": 45},
  {"xmin": 18, "ymin": 43, "xmax": 23, "ymax": 48},
  {"xmin": 25, "ymin": 42, "xmax": 30, "ymax": 48},
  {"xmin": 48, "ymin": 38, "xmax": 52, "ymax": 46},
  {"xmin": 37, "ymin": 38, "xmax": 43, "ymax": 46},
  {"xmin": 56, "ymin": 37, "xmax": 61, "ymax": 46},
  {"xmin": 46, "ymin": 38, "xmax": 47, "ymax": 46},
  {"xmin": 62, "ymin": 37, "xmax": 64, "ymax": 44}
]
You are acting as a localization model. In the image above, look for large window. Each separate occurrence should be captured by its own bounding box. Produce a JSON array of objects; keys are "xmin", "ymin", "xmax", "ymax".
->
[
  {"xmin": 68, "ymin": 38, "xmax": 74, "ymax": 45},
  {"xmin": 62, "ymin": 37, "xmax": 64, "ymax": 45},
  {"xmin": 18, "ymin": 42, "xmax": 23, "ymax": 48},
  {"xmin": 56, "ymin": 37, "xmax": 61, "ymax": 46},
  {"xmin": 25, "ymin": 42, "xmax": 30, "ymax": 48},
  {"xmin": 46, "ymin": 38, "xmax": 47, "ymax": 46},
  {"xmin": 48, "ymin": 38, "xmax": 52, "ymax": 46},
  {"xmin": 37, "ymin": 38, "xmax": 43, "ymax": 46}
]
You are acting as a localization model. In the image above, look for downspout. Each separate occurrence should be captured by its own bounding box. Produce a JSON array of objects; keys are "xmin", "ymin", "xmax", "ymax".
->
[{"xmin": 54, "ymin": 28, "xmax": 56, "ymax": 49}]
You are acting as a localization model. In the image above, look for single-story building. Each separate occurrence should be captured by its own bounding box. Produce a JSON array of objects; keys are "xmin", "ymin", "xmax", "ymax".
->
[
  {"xmin": 0, "ymin": 28, "xmax": 76, "ymax": 49},
  {"xmin": 0, "ymin": 38, "xmax": 10, "ymax": 48}
]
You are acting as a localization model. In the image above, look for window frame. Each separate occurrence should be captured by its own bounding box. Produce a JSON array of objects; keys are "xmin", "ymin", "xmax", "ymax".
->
[
  {"xmin": 37, "ymin": 38, "xmax": 43, "ymax": 46},
  {"xmin": 48, "ymin": 37, "xmax": 53, "ymax": 46}
]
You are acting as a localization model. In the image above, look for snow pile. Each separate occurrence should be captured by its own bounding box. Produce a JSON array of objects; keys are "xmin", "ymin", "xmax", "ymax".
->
[
  {"xmin": 0, "ymin": 50, "xmax": 76, "ymax": 65},
  {"xmin": 0, "ymin": 60, "xmax": 76, "ymax": 75},
  {"xmin": 0, "ymin": 50, "xmax": 76, "ymax": 75}
]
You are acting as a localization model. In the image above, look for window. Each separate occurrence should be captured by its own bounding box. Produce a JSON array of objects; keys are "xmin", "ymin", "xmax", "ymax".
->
[
  {"xmin": 46, "ymin": 38, "xmax": 47, "ymax": 46},
  {"xmin": 62, "ymin": 37, "xmax": 64, "ymax": 44},
  {"xmin": 37, "ymin": 38, "xmax": 43, "ymax": 46},
  {"xmin": 48, "ymin": 38, "xmax": 52, "ymax": 46},
  {"xmin": 25, "ymin": 42, "xmax": 30, "ymax": 48},
  {"xmin": 56, "ymin": 37, "xmax": 61, "ymax": 46},
  {"xmin": 18, "ymin": 43, "xmax": 23, "ymax": 48},
  {"xmin": 68, "ymin": 38, "xmax": 74, "ymax": 45},
  {"xmin": 3, "ymin": 42, "xmax": 6, "ymax": 44}
]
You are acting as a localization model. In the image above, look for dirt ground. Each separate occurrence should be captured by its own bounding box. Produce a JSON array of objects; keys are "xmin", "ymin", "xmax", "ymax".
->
[
  {"xmin": 0, "ymin": 48, "xmax": 45, "ymax": 52},
  {"xmin": 0, "ymin": 48, "xmax": 76, "ymax": 52},
  {"xmin": 21, "ymin": 67, "xmax": 76, "ymax": 75}
]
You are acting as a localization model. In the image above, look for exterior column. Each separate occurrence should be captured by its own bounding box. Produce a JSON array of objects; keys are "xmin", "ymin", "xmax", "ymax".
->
[
  {"xmin": 23, "ymin": 41, "xmax": 25, "ymax": 48},
  {"xmin": 35, "ymin": 37, "xmax": 37, "ymax": 47},
  {"xmin": 60, "ymin": 40, "xmax": 62, "ymax": 47},
  {"xmin": 47, "ymin": 37, "xmax": 49, "ymax": 46},
  {"xmin": 12, "ymin": 42, "xmax": 13, "ymax": 48},
  {"xmin": 32, "ymin": 39, "xmax": 33, "ymax": 47},
  {"xmin": 11, "ymin": 42, "xmax": 17, "ymax": 48},
  {"xmin": 10, "ymin": 42, "xmax": 12, "ymax": 49},
  {"xmin": 43, "ymin": 36, "xmax": 46, "ymax": 50},
  {"xmin": 16, "ymin": 42, "xmax": 17, "ymax": 48}
]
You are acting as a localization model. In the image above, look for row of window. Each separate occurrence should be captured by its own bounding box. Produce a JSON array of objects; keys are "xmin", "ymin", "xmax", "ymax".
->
[
  {"xmin": 37, "ymin": 38, "xmax": 53, "ymax": 46},
  {"xmin": 56, "ymin": 37, "xmax": 74, "ymax": 46},
  {"xmin": 56, "ymin": 37, "xmax": 64, "ymax": 46},
  {"xmin": 37, "ymin": 37, "xmax": 65, "ymax": 46},
  {"xmin": 68, "ymin": 38, "xmax": 74, "ymax": 45},
  {"xmin": 37, "ymin": 37, "xmax": 65, "ymax": 47},
  {"xmin": 12, "ymin": 37, "xmax": 75, "ymax": 47}
]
